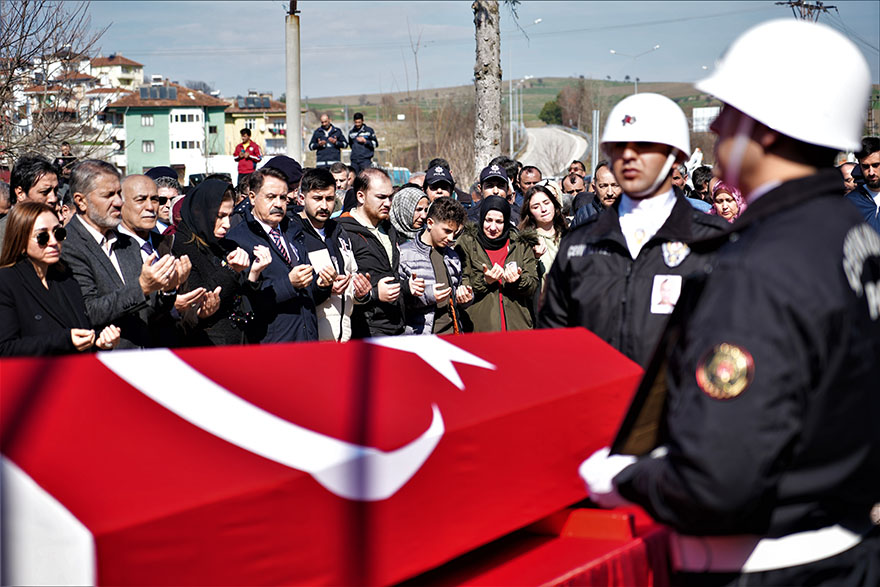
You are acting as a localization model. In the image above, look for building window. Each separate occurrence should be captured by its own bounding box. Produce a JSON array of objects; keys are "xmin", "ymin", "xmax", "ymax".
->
[
  {"xmin": 245, "ymin": 118, "xmax": 256, "ymax": 130},
  {"xmin": 186, "ymin": 114, "xmax": 194, "ymax": 122},
  {"xmin": 209, "ymin": 125, "xmax": 217, "ymax": 134},
  {"xmin": 141, "ymin": 114, "xmax": 153, "ymax": 127},
  {"xmin": 142, "ymin": 140, "xmax": 155, "ymax": 153},
  {"xmin": 195, "ymin": 113, "xmax": 200, "ymax": 122}
]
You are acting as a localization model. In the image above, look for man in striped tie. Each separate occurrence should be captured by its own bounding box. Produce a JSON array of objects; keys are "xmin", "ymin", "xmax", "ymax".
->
[{"xmin": 228, "ymin": 167, "xmax": 325, "ymax": 343}]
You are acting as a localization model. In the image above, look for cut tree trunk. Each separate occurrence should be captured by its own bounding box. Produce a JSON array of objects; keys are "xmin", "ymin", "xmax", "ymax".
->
[{"xmin": 472, "ymin": 0, "xmax": 501, "ymax": 181}]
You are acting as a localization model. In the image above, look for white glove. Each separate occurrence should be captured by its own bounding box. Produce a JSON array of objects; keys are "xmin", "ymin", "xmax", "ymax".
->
[{"xmin": 578, "ymin": 446, "xmax": 638, "ymax": 508}]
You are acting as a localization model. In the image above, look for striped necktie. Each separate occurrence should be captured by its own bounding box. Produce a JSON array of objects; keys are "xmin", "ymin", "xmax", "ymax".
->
[{"xmin": 269, "ymin": 227, "xmax": 291, "ymax": 264}]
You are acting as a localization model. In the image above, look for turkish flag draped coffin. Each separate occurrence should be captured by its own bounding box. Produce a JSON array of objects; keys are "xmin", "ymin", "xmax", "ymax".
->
[{"xmin": 0, "ymin": 328, "xmax": 642, "ymax": 585}]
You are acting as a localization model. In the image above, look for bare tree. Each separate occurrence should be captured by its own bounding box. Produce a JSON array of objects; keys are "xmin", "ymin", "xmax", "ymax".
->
[
  {"xmin": 407, "ymin": 20, "xmax": 424, "ymax": 171},
  {"xmin": 431, "ymin": 95, "xmax": 476, "ymax": 185},
  {"xmin": 472, "ymin": 0, "xmax": 501, "ymax": 179},
  {"xmin": 185, "ymin": 80, "xmax": 214, "ymax": 94},
  {"xmin": 537, "ymin": 134, "xmax": 572, "ymax": 176},
  {"xmin": 1, "ymin": 1, "xmax": 109, "ymax": 166}
]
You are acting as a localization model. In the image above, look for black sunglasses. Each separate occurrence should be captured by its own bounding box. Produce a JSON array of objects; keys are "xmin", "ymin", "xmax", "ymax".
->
[{"xmin": 35, "ymin": 226, "xmax": 66, "ymax": 247}]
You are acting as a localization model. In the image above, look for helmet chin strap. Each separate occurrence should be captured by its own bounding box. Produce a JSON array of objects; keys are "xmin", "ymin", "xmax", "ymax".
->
[
  {"xmin": 628, "ymin": 152, "xmax": 678, "ymax": 198},
  {"xmin": 723, "ymin": 116, "xmax": 755, "ymax": 200}
]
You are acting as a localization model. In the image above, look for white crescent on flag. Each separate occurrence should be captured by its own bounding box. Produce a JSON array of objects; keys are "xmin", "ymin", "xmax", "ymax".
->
[{"xmin": 98, "ymin": 349, "xmax": 446, "ymax": 501}]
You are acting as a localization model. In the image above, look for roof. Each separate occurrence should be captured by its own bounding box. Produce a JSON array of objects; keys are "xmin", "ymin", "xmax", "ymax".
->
[
  {"xmin": 108, "ymin": 82, "xmax": 229, "ymax": 109},
  {"xmin": 225, "ymin": 96, "xmax": 286, "ymax": 114},
  {"xmin": 91, "ymin": 55, "xmax": 143, "ymax": 68},
  {"xmin": 23, "ymin": 84, "xmax": 63, "ymax": 93},
  {"xmin": 54, "ymin": 71, "xmax": 97, "ymax": 82},
  {"xmin": 86, "ymin": 87, "xmax": 134, "ymax": 95}
]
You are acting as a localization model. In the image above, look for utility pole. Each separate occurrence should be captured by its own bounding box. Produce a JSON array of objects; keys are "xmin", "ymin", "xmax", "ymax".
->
[
  {"xmin": 774, "ymin": 0, "xmax": 836, "ymax": 21},
  {"xmin": 285, "ymin": 1, "xmax": 303, "ymax": 162}
]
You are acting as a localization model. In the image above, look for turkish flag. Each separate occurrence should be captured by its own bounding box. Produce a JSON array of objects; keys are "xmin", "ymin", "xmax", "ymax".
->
[{"xmin": 1, "ymin": 329, "xmax": 641, "ymax": 585}]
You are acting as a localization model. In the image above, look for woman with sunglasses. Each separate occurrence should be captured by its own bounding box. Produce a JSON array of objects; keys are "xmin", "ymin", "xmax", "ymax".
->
[{"xmin": 0, "ymin": 202, "xmax": 120, "ymax": 356}]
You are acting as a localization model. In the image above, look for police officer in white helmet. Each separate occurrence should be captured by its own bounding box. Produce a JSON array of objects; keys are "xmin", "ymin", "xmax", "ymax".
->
[
  {"xmin": 539, "ymin": 93, "xmax": 727, "ymax": 367},
  {"xmin": 580, "ymin": 19, "xmax": 880, "ymax": 585}
]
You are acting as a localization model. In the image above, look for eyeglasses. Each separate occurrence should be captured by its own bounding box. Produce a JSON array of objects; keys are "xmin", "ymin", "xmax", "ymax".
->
[{"xmin": 34, "ymin": 226, "xmax": 66, "ymax": 247}]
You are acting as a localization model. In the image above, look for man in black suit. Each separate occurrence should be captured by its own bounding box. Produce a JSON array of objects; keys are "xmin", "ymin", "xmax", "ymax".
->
[{"xmin": 61, "ymin": 160, "xmax": 189, "ymax": 349}]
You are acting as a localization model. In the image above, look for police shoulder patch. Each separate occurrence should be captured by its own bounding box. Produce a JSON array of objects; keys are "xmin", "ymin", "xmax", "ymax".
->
[
  {"xmin": 662, "ymin": 241, "xmax": 690, "ymax": 267},
  {"xmin": 695, "ymin": 343, "xmax": 754, "ymax": 400}
]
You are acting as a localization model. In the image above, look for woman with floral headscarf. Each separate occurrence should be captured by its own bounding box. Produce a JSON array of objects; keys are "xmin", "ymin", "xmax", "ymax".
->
[
  {"xmin": 709, "ymin": 180, "xmax": 747, "ymax": 223},
  {"xmin": 389, "ymin": 186, "xmax": 430, "ymax": 243}
]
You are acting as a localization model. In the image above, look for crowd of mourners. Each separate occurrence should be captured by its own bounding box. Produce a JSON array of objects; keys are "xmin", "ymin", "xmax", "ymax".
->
[
  {"xmin": 0, "ymin": 124, "xmax": 877, "ymax": 361},
  {"xmin": 3, "ymin": 18, "xmax": 878, "ymax": 585}
]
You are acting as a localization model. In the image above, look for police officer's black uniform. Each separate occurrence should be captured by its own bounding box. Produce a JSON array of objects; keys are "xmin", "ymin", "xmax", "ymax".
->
[
  {"xmin": 614, "ymin": 169, "xmax": 880, "ymax": 584},
  {"xmin": 538, "ymin": 191, "xmax": 728, "ymax": 367},
  {"xmin": 308, "ymin": 125, "xmax": 347, "ymax": 167},
  {"xmin": 348, "ymin": 123, "xmax": 378, "ymax": 173}
]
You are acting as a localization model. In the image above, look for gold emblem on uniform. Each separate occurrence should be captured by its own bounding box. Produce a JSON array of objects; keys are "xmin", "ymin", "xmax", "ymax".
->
[
  {"xmin": 696, "ymin": 343, "xmax": 754, "ymax": 400},
  {"xmin": 662, "ymin": 241, "xmax": 690, "ymax": 267}
]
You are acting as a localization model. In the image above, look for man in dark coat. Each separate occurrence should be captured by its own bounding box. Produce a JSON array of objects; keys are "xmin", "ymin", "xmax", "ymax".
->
[
  {"xmin": 61, "ymin": 161, "xmax": 185, "ymax": 349},
  {"xmin": 227, "ymin": 167, "xmax": 325, "ymax": 343},
  {"xmin": 580, "ymin": 20, "xmax": 880, "ymax": 585},
  {"xmin": 540, "ymin": 93, "xmax": 727, "ymax": 367},
  {"xmin": 337, "ymin": 168, "xmax": 410, "ymax": 337},
  {"xmin": 309, "ymin": 114, "xmax": 347, "ymax": 168}
]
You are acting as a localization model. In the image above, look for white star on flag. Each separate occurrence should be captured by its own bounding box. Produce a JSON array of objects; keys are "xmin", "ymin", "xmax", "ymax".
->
[{"xmin": 367, "ymin": 336, "xmax": 496, "ymax": 390}]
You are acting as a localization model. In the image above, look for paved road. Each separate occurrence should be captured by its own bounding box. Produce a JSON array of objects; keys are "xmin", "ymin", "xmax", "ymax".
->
[{"xmin": 519, "ymin": 127, "xmax": 589, "ymax": 176}]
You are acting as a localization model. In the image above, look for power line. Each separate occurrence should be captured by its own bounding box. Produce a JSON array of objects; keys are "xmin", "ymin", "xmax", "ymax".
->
[{"xmin": 115, "ymin": 5, "xmax": 776, "ymax": 59}]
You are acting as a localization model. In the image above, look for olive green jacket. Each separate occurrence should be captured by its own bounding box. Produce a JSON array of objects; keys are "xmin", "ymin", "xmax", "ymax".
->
[{"xmin": 454, "ymin": 224, "xmax": 539, "ymax": 332}]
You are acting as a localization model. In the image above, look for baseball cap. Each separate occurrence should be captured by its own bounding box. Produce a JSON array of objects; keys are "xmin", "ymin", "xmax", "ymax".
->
[
  {"xmin": 263, "ymin": 155, "xmax": 303, "ymax": 190},
  {"xmin": 479, "ymin": 164, "xmax": 508, "ymax": 185},
  {"xmin": 425, "ymin": 165, "xmax": 454, "ymax": 187}
]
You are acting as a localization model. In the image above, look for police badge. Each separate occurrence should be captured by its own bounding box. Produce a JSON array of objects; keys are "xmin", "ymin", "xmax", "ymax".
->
[
  {"xmin": 662, "ymin": 241, "xmax": 690, "ymax": 267},
  {"xmin": 696, "ymin": 343, "xmax": 755, "ymax": 400}
]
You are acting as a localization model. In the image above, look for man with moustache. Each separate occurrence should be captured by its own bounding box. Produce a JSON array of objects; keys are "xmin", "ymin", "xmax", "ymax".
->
[
  {"xmin": 61, "ymin": 162, "xmax": 190, "ymax": 349},
  {"xmin": 227, "ymin": 166, "xmax": 324, "ymax": 343},
  {"xmin": 296, "ymin": 167, "xmax": 371, "ymax": 342},
  {"xmin": 539, "ymin": 94, "xmax": 727, "ymax": 367}
]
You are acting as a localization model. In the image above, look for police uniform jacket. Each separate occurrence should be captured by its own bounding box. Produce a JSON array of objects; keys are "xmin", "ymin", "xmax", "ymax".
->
[
  {"xmin": 348, "ymin": 124, "xmax": 378, "ymax": 162},
  {"xmin": 308, "ymin": 125, "xmax": 348, "ymax": 164},
  {"xmin": 227, "ymin": 208, "xmax": 325, "ymax": 343},
  {"xmin": 539, "ymin": 192, "xmax": 728, "ymax": 367},
  {"xmin": 614, "ymin": 169, "xmax": 880, "ymax": 539}
]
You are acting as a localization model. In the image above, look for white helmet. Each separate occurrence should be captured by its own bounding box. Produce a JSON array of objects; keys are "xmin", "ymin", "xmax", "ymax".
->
[
  {"xmin": 696, "ymin": 19, "xmax": 871, "ymax": 152},
  {"xmin": 601, "ymin": 93, "xmax": 690, "ymax": 197},
  {"xmin": 600, "ymin": 93, "xmax": 691, "ymax": 157}
]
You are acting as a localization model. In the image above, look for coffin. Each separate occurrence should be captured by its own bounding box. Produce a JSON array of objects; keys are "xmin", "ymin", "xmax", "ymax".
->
[{"xmin": 1, "ymin": 328, "xmax": 642, "ymax": 585}]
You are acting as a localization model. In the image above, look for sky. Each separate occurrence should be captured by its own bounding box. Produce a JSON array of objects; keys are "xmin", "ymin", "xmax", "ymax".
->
[{"xmin": 88, "ymin": 1, "xmax": 880, "ymax": 100}]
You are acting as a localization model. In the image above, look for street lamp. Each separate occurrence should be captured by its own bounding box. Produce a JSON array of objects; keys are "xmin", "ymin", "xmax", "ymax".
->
[
  {"xmin": 609, "ymin": 44, "xmax": 660, "ymax": 59},
  {"xmin": 508, "ymin": 18, "xmax": 542, "ymax": 156},
  {"xmin": 609, "ymin": 44, "xmax": 660, "ymax": 94}
]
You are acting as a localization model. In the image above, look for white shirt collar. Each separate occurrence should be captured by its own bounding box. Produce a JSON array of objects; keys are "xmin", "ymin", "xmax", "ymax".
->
[
  {"xmin": 254, "ymin": 216, "xmax": 280, "ymax": 237},
  {"xmin": 617, "ymin": 188, "xmax": 677, "ymax": 260},
  {"xmin": 117, "ymin": 224, "xmax": 150, "ymax": 248}
]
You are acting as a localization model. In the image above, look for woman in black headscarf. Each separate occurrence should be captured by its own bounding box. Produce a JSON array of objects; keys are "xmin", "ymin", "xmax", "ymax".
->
[
  {"xmin": 172, "ymin": 179, "xmax": 271, "ymax": 345},
  {"xmin": 454, "ymin": 196, "xmax": 539, "ymax": 332}
]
